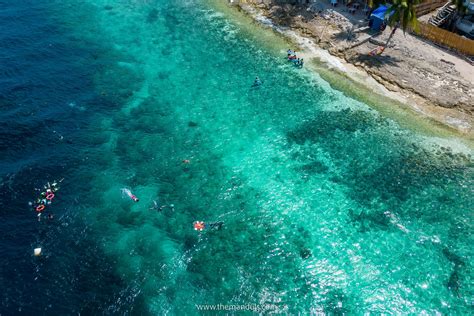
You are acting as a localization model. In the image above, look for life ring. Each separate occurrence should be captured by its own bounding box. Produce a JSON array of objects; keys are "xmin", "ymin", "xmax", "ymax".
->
[
  {"xmin": 46, "ymin": 193, "xmax": 55, "ymax": 200},
  {"xmin": 194, "ymin": 221, "xmax": 205, "ymax": 231},
  {"xmin": 36, "ymin": 204, "xmax": 45, "ymax": 212}
]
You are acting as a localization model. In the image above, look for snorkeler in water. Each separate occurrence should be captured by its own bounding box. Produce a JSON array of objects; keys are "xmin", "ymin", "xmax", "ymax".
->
[
  {"xmin": 208, "ymin": 221, "xmax": 224, "ymax": 230},
  {"xmin": 121, "ymin": 188, "xmax": 139, "ymax": 202},
  {"xmin": 252, "ymin": 77, "xmax": 262, "ymax": 87},
  {"xmin": 149, "ymin": 200, "xmax": 160, "ymax": 211},
  {"xmin": 149, "ymin": 200, "xmax": 174, "ymax": 211},
  {"xmin": 31, "ymin": 178, "xmax": 63, "ymax": 214},
  {"xmin": 193, "ymin": 221, "xmax": 224, "ymax": 231}
]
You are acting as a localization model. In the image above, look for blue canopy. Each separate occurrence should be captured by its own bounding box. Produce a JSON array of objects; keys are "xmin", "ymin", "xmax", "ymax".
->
[
  {"xmin": 369, "ymin": 5, "xmax": 392, "ymax": 31},
  {"xmin": 371, "ymin": 5, "xmax": 389, "ymax": 20}
]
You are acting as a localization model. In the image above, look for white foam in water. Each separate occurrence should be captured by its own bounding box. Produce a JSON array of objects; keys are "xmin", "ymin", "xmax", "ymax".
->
[
  {"xmin": 201, "ymin": 9, "xmax": 225, "ymax": 20},
  {"xmin": 421, "ymin": 136, "xmax": 473, "ymax": 155},
  {"xmin": 255, "ymin": 13, "xmax": 274, "ymax": 27}
]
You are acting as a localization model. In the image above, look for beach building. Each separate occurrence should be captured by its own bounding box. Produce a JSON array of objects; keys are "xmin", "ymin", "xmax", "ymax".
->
[
  {"xmin": 425, "ymin": 0, "xmax": 474, "ymax": 39},
  {"xmin": 454, "ymin": 0, "xmax": 474, "ymax": 38}
]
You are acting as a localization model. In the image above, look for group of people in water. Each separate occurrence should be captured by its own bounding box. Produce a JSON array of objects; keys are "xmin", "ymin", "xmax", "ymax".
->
[
  {"xmin": 252, "ymin": 49, "xmax": 304, "ymax": 87},
  {"xmin": 287, "ymin": 49, "xmax": 304, "ymax": 68},
  {"xmin": 31, "ymin": 179, "xmax": 63, "ymax": 222},
  {"xmin": 31, "ymin": 180, "xmax": 62, "ymax": 255},
  {"xmin": 31, "ymin": 176, "xmax": 222, "ymax": 256},
  {"xmin": 121, "ymin": 184, "xmax": 223, "ymax": 232}
]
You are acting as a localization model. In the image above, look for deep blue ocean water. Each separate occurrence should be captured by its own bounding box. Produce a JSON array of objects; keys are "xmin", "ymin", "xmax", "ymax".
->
[
  {"xmin": 0, "ymin": 1, "xmax": 122, "ymax": 313},
  {"xmin": 1, "ymin": 0, "xmax": 472, "ymax": 314}
]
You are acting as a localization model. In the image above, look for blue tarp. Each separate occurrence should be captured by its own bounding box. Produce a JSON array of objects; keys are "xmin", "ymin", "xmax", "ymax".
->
[
  {"xmin": 371, "ymin": 5, "xmax": 389, "ymax": 19},
  {"xmin": 369, "ymin": 5, "xmax": 390, "ymax": 31}
]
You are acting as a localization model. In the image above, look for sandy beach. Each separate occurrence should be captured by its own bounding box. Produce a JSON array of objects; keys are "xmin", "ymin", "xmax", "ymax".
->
[{"xmin": 226, "ymin": 1, "xmax": 474, "ymax": 137}]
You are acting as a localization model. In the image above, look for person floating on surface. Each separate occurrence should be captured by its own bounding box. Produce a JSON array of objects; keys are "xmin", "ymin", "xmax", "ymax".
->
[
  {"xmin": 149, "ymin": 200, "xmax": 160, "ymax": 211},
  {"xmin": 150, "ymin": 200, "xmax": 174, "ymax": 211},
  {"xmin": 39, "ymin": 213, "xmax": 54, "ymax": 222},
  {"xmin": 193, "ymin": 221, "xmax": 224, "ymax": 231},
  {"xmin": 121, "ymin": 188, "xmax": 139, "ymax": 202},
  {"xmin": 208, "ymin": 221, "xmax": 224, "ymax": 230},
  {"xmin": 32, "ymin": 179, "xmax": 62, "ymax": 214},
  {"xmin": 194, "ymin": 221, "xmax": 205, "ymax": 231},
  {"xmin": 252, "ymin": 76, "xmax": 262, "ymax": 87},
  {"xmin": 161, "ymin": 204, "xmax": 175, "ymax": 211}
]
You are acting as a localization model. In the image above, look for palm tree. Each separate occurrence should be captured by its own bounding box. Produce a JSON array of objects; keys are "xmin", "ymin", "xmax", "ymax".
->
[
  {"xmin": 451, "ymin": 0, "xmax": 467, "ymax": 13},
  {"xmin": 387, "ymin": 0, "xmax": 420, "ymax": 31},
  {"xmin": 368, "ymin": 0, "xmax": 420, "ymax": 54}
]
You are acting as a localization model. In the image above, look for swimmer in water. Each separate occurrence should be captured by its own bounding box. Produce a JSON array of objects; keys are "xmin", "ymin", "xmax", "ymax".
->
[
  {"xmin": 208, "ymin": 221, "xmax": 224, "ymax": 230},
  {"xmin": 121, "ymin": 188, "xmax": 139, "ymax": 202},
  {"xmin": 149, "ymin": 200, "xmax": 160, "ymax": 211},
  {"xmin": 193, "ymin": 221, "xmax": 223, "ymax": 231},
  {"xmin": 252, "ymin": 77, "xmax": 262, "ymax": 87},
  {"xmin": 160, "ymin": 204, "xmax": 175, "ymax": 211}
]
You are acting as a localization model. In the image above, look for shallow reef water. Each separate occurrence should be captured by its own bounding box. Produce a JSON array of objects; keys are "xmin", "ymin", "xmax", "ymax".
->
[{"xmin": 0, "ymin": 0, "xmax": 472, "ymax": 314}]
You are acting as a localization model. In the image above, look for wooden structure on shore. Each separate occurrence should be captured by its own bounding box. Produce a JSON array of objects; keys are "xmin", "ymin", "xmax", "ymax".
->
[
  {"xmin": 414, "ymin": 22, "xmax": 474, "ymax": 56},
  {"xmin": 414, "ymin": 0, "xmax": 448, "ymax": 16}
]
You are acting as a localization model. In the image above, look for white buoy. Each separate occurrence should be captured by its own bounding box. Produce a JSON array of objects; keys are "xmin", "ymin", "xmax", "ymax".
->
[{"xmin": 34, "ymin": 248, "xmax": 42, "ymax": 256}]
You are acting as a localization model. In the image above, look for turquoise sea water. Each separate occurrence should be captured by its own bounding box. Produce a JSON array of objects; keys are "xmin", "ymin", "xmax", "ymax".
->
[{"xmin": 1, "ymin": 0, "xmax": 472, "ymax": 314}]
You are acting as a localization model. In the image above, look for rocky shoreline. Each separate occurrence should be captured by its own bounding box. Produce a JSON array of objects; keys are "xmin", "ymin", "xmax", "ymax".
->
[{"xmin": 227, "ymin": 1, "xmax": 474, "ymax": 136}]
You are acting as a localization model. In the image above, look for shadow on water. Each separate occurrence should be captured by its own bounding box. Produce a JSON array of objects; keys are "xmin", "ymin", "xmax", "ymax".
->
[
  {"xmin": 147, "ymin": 8, "xmax": 160, "ymax": 24},
  {"xmin": 442, "ymin": 247, "xmax": 466, "ymax": 297}
]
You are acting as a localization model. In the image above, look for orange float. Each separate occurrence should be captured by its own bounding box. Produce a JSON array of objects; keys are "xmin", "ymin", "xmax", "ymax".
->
[{"xmin": 193, "ymin": 221, "xmax": 205, "ymax": 231}]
